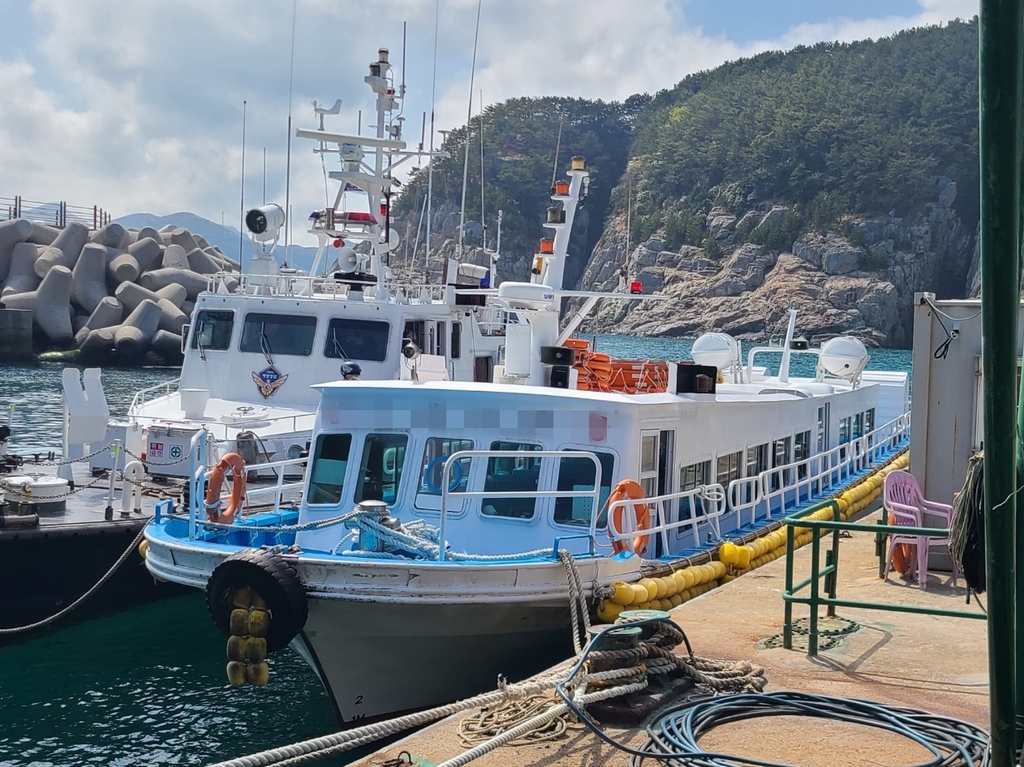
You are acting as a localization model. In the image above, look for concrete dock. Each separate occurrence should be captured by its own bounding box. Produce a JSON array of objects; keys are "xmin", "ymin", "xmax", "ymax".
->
[{"xmin": 354, "ymin": 511, "xmax": 988, "ymax": 767}]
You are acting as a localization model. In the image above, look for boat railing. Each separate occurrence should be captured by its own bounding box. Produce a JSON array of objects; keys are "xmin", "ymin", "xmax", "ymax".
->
[
  {"xmin": 128, "ymin": 377, "xmax": 182, "ymax": 415},
  {"xmin": 738, "ymin": 413, "xmax": 911, "ymax": 526},
  {"xmin": 127, "ymin": 409, "xmax": 317, "ymax": 441},
  {"xmin": 208, "ymin": 271, "xmax": 457, "ymax": 304},
  {"xmin": 438, "ymin": 450, "xmax": 603, "ymax": 562},
  {"xmin": 607, "ymin": 484, "xmax": 729, "ymax": 555}
]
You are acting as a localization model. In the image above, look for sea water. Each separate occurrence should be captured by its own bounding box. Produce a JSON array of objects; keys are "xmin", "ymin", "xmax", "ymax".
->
[{"xmin": 0, "ymin": 339, "xmax": 913, "ymax": 766}]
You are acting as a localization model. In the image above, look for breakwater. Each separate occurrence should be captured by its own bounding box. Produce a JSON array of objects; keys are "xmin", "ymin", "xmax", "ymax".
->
[{"xmin": 0, "ymin": 218, "xmax": 241, "ymax": 366}]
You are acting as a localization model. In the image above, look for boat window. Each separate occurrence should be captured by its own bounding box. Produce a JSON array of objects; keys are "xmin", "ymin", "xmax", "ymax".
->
[
  {"xmin": 323, "ymin": 318, "xmax": 390, "ymax": 361},
  {"xmin": 746, "ymin": 443, "xmax": 769, "ymax": 477},
  {"xmin": 554, "ymin": 452, "xmax": 614, "ymax": 527},
  {"xmin": 852, "ymin": 413, "xmax": 863, "ymax": 439},
  {"xmin": 240, "ymin": 312, "xmax": 317, "ymax": 357},
  {"xmin": 678, "ymin": 460, "xmax": 711, "ymax": 521},
  {"xmin": 451, "ymin": 321, "xmax": 462, "ymax": 359},
  {"xmin": 716, "ymin": 451, "xmax": 742, "ymax": 486},
  {"xmin": 794, "ymin": 431, "xmax": 811, "ymax": 478},
  {"xmin": 308, "ymin": 433, "xmax": 353, "ymax": 505},
  {"xmin": 838, "ymin": 416, "xmax": 852, "ymax": 444},
  {"xmin": 419, "ymin": 437, "xmax": 474, "ymax": 496},
  {"xmin": 354, "ymin": 434, "xmax": 408, "ymax": 506},
  {"xmin": 190, "ymin": 310, "xmax": 234, "ymax": 351},
  {"xmin": 816, "ymin": 406, "xmax": 826, "ymax": 452},
  {"xmin": 771, "ymin": 437, "xmax": 792, "ymax": 491},
  {"xmin": 864, "ymin": 408, "xmax": 875, "ymax": 434},
  {"xmin": 481, "ymin": 441, "xmax": 542, "ymax": 519}
]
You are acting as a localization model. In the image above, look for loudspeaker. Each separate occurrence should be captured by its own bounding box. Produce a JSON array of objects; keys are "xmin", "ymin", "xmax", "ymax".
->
[
  {"xmin": 549, "ymin": 365, "xmax": 571, "ymax": 389},
  {"xmin": 540, "ymin": 345, "xmax": 577, "ymax": 366}
]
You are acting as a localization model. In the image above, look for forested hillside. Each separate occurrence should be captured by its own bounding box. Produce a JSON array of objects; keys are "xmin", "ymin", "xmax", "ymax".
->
[
  {"xmin": 394, "ymin": 18, "xmax": 980, "ymax": 347},
  {"xmin": 624, "ymin": 18, "xmax": 977, "ymax": 262},
  {"xmin": 394, "ymin": 96, "xmax": 644, "ymax": 287}
]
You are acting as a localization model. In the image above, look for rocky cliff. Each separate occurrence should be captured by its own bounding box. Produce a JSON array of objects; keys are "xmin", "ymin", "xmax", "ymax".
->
[{"xmin": 575, "ymin": 177, "xmax": 973, "ymax": 347}]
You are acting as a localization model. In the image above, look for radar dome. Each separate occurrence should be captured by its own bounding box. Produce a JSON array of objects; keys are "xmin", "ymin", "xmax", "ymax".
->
[
  {"xmin": 819, "ymin": 336, "xmax": 869, "ymax": 378},
  {"xmin": 691, "ymin": 332, "xmax": 740, "ymax": 370}
]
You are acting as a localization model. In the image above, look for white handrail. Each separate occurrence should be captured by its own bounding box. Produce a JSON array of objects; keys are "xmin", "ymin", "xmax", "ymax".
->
[
  {"xmin": 606, "ymin": 484, "xmax": 728, "ymax": 554},
  {"xmin": 608, "ymin": 413, "xmax": 910, "ymax": 555},
  {"xmin": 438, "ymin": 450, "xmax": 602, "ymax": 562}
]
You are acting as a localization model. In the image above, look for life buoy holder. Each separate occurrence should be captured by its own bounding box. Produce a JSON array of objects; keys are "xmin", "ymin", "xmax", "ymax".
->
[
  {"xmin": 605, "ymin": 479, "xmax": 652, "ymax": 556},
  {"xmin": 206, "ymin": 452, "xmax": 247, "ymax": 524}
]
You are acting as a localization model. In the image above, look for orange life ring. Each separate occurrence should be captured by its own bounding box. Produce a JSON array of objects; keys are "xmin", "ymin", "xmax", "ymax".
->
[
  {"xmin": 605, "ymin": 479, "xmax": 651, "ymax": 556},
  {"xmin": 206, "ymin": 452, "xmax": 247, "ymax": 524}
]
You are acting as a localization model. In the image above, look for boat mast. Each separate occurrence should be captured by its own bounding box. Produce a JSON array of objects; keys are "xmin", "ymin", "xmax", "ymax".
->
[
  {"xmin": 424, "ymin": 0, "xmax": 439, "ymax": 280},
  {"xmin": 283, "ymin": 0, "xmax": 298, "ymax": 267},
  {"xmin": 456, "ymin": 0, "xmax": 483, "ymax": 260}
]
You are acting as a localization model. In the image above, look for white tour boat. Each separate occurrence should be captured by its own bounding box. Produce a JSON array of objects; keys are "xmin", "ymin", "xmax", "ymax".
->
[
  {"xmin": 143, "ymin": 146, "xmax": 910, "ymax": 723},
  {"xmin": 89, "ymin": 47, "xmax": 510, "ymax": 481}
]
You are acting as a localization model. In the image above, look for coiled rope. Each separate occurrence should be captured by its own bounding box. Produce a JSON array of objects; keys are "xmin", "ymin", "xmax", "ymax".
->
[
  {"xmin": 0, "ymin": 525, "xmax": 147, "ymax": 635},
  {"xmin": 625, "ymin": 691, "xmax": 989, "ymax": 767},
  {"xmin": 206, "ymin": 616, "xmax": 761, "ymax": 767}
]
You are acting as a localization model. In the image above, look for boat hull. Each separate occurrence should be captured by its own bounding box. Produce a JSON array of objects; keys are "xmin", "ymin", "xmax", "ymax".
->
[{"xmin": 295, "ymin": 597, "xmax": 573, "ymax": 722}]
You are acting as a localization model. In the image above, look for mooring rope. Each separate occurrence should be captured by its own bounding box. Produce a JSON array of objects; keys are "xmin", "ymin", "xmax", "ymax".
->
[{"xmin": 0, "ymin": 525, "xmax": 147, "ymax": 635}]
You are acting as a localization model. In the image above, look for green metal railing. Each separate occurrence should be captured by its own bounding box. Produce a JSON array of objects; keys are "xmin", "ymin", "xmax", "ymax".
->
[{"xmin": 782, "ymin": 499, "xmax": 985, "ymax": 656}]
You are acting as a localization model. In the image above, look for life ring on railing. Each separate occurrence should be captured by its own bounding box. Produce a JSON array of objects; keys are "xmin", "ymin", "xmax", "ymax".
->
[
  {"xmin": 605, "ymin": 479, "xmax": 651, "ymax": 556},
  {"xmin": 206, "ymin": 548, "xmax": 308, "ymax": 652},
  {"xmin": 425, "ymin": 455, "xmax": 463, "ymax": 493},
  {"xmin": 205, "ymin": 452, "xmax": 247, "ymax": 524}
]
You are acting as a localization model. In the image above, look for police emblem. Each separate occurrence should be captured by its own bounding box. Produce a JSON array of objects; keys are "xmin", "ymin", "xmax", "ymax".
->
[{"xmin": 252, "ymin": 365, "xmax": 289, "ymax": 399}]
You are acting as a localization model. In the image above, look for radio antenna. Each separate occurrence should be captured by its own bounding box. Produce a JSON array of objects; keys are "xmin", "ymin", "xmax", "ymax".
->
[
  {"xmin": 283, "ymin": 0, "xmax": 298, "ymax": 266},
  {"xmin": 457, "ymin": 0, "xmax": 483, "ymax": 260}
]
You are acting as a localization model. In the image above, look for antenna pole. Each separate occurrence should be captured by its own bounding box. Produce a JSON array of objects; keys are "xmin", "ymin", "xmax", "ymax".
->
[
  {"xmin": 239, "ymin": 99, "xmax": 246, "ymax": 266},
  {"xmin": 480, "ymin": 90, "xmax": 485, "ymax": 252},
  {"xmin": 262, "ymin": 147, "xmax": 267, "ymax": 204},
  {"xmin": 425, "ymin": 0, "xmax": 439, "ymax": 279},
  {"xmin": 551, "ymin": 109, "xmax": 564, "ymax": 188},
  {"xmin": 457, "ymin": 0, "xmax": 483, "ymax": 260},
  {"xmin": 401, "ymin": 22, "xmax": 407, "ymax": 100},
  {"xmin": 283, "ymin": 0, "xmax": 298, "ymax": 266}
]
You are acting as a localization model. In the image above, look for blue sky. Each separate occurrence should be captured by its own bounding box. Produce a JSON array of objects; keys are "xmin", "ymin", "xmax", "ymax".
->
[
  {"xmin": 0, "ymin": 0, "xmax": 977, "ymax": 245},
  {"xmin": 683, "ymin": 0, "xmax": 929, "ymax": 42}
]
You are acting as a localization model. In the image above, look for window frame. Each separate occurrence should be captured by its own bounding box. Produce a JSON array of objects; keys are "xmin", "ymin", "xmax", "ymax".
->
[
  {"xmin": 239, "ymin": 312, "xmax": 317, "ymax": 357},
  {"xmin": 323, "ymin": 317, "xmax": 391, "ymax": 362},
  {"xmin": 190, "ymin": 309, "xmax": 235, "ymax": 351},
  {"xmin": 479, "ymin": 440, "xmax": 544, "ymax": 521},
  {"xmin": 552, "ymin": 449, "xmax": 615, "ymax": 529},
  {"xmin": 306, "ymin": 433, "xmax": 354, "ymax": 506}
]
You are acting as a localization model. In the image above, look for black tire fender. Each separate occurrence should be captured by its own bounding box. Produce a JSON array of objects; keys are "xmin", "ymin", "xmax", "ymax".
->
[{"xmin": 206, "ymin": 548, "xmax": 308, "ymax": 652}]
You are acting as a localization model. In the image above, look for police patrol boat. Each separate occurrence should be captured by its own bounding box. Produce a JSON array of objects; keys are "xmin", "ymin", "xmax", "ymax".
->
[
  {"xmin": 143, "ymin": 168, "xmax": 910, "ymax": 722},
  {"xmin": 89, "ymin": 47, "xmax": 511, "ymax": 482}
]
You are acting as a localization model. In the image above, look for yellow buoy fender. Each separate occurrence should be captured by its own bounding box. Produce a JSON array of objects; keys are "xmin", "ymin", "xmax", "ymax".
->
[{"xmin": 206, "ymin": 548, "xmax": 308, "ymax": 653}]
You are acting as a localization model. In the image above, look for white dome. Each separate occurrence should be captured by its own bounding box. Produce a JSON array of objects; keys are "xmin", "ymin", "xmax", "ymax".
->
[
  {"xmin": 820, "ymin": 336, "xmax": 869, "ymax": 378},
  {"xmin": 691, "ymin": 332, "xmax": 739, "ymax": 370}
]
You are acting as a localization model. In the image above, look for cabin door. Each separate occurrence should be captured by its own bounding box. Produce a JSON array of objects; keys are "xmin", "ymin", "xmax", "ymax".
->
[{"xmin": 639, "ymin": 430, "xmax": 674, "ymax": 556}]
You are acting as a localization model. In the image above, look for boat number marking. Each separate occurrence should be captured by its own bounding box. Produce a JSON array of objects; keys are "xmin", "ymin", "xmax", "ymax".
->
[{"xmin": 355, "ymin": 695, "xmax": 363, "ymax": 705}]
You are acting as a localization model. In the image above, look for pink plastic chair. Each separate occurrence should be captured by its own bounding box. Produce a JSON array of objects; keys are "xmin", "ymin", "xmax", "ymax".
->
[{"xmin": 882, "ymin": 470, "xmax": 959, "ymax": 590}]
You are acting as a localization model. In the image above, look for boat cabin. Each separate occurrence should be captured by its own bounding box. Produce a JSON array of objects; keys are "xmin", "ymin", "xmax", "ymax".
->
[{"xmin": 294, "ymin": 375, "xmax": 906, "ymax": 560}]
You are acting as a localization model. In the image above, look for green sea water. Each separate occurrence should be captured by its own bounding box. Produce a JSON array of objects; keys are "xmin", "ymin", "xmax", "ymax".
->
[{"xmin": 0, "ymin": 339, "xmax": 913, "ymax": 766}]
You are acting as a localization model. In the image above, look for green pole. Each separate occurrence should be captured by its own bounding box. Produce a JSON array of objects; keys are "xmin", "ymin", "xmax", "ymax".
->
[{"xmin": 980, "ymin": 1, "xmax": 1024, "ymax": 763}]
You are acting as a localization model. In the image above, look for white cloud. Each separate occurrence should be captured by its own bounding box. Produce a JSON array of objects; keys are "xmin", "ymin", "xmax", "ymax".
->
[{"xmin": 0, "ymin": 0, "xmax": 978, "ymax": 248}]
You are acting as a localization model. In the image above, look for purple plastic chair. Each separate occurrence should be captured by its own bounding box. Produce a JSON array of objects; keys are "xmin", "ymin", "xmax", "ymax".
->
[{"xmin": 882, "ymin": 470, "xmax": 959, "ymax": 590}]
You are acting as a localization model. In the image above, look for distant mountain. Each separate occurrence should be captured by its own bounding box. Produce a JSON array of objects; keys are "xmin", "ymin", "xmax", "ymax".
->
[{"xmin": 114, "ymin": 211, "xmax": 319, "ymax": 272}]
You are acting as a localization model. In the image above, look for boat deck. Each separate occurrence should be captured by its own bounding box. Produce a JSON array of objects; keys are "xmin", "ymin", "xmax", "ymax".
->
[
  {"xmin": 0, "ymin": 458, "xmax": 178, "ymax": 538},
  {"xmin": 352, "ymin": 509, "xmax": 987, "ymax": 767}
]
